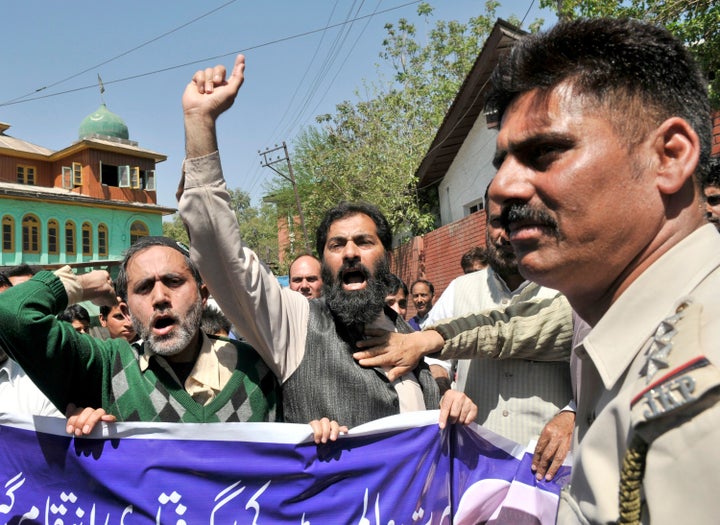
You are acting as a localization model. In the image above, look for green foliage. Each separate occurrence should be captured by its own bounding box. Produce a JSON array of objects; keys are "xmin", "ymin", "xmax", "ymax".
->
[
  {"xmin": 162, "ymin": 188, "xmax": 280, "ymax": 271},
  {"xmin": 162, "ymin": 214, "xmax": 189, "ymax": 245},
  {"xmin": 266, "ymin": 1, "xmax": 536, "ymax": 242},
  {"xmin": 540, "ymin": 0, "xmax": 720, "ymax": 107}
]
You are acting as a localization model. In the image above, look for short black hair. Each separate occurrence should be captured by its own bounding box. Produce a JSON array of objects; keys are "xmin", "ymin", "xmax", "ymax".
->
[
  {"xmin": 4, "ymin": 263, "xmax": 43, "ymax": 279},
  {"xmin": 386, "ymin": 273, "xmax": 408, "ymax": 296},
  {"xmin": 315, "ymin": 202, "xmax": 392, "ymax": 258},
  {"xmin": 460, "ymin": 247, "xmax": 488, "ymax": 272},
  {"xmin": 702, "ymin": 157, "xmax": 720, "ymax": 190},
  {"xmin": 410, "ymin": 279, "xmax": 434, "ymax": 296},
  {"xmin": 201, "ymin": 307, "xmax": 232, "ymax": 336},
  {"xmin": 57, "ymin": 303, "xmax": 90, "ymax": 324},
  {"xmin": 115, "ymin": 236, "xmax": 201, "ymax": 301},
  {"xmin": 486, "ymin": 17, "xmax": 711, "ymax": 183},
  {"xmin": 0, "ymin": 272, "xmax": 11, "ymax": 289}
]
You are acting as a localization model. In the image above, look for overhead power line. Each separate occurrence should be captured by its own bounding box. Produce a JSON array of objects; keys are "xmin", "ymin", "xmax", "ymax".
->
[
  {"xmin": 0, "ymin": 0, "xmax": 421, "ymax": 108},
  {"xmin": 1, "ymin": 0, "xmax": 240, "ymax": 106}
]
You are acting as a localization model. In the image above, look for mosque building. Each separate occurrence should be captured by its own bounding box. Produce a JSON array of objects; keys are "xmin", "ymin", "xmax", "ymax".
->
[{"xmin": 0, "ymin": 103, "xmax": 173, "ymax": 271}]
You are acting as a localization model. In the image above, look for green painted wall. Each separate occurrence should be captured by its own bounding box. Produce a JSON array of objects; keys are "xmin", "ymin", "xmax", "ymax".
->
[{"xmin": 0, "ymin": 197, "xmax": 162, "ymax": 267}]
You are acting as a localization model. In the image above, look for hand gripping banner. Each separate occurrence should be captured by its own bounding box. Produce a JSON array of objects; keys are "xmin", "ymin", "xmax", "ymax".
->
[{"xmin": 0, "ymin": 411, "xmax": 570, "ymax": 524}]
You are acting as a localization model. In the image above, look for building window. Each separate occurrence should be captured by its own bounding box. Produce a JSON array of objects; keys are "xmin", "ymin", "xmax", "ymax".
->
[
  {"xmin": 130, "ymin": 221, "xmax": 149, "ymax": 244},
  {"xmin": 143, "ymin": 170, "xmax": 156, "ymax": 191},
  {"xmin": 65, "ymin": 221, "xmax": 76, "ymax": 255},
  {"xmin": 2, "ymin": 216, "xmax": 14, "ymax": 253},
  {"xmin": 464, "ymin": 199, "xmax": 485, "ymax": 216},
  {"xmin": 48, "ymin": 219, "xmax": 59, "ymax": 255},
  {"xmin": 22, "ymin": 214, "xmax": 41, "ymax": 254},
  {"xmin": 72, "ymin": 162, "xmax": 83, "ymax": 186},
  {"xmin": 82, "ymin": 222, "xmax": 93, "ymax": 256},
  {"xmin": 98, "ymin": 223, "xmax": 108, "ymax": 257},
  {"xmin": 101, "ymin": 162, "xmax": 156, "ymax": 190},
  {"xmin": 117, "ymin": 165, "xmax": 131, "ymax": 188},
  {"xmin": 17, "ymin": 165, "xmax": 36, "ymax": 185},
  {"xmin": 130, "ymin": 167, "xmax": 141, "ymax": 189},
  {"xmin": 61, "ymin": 167, "xmax": 72, "ymax": 189}
]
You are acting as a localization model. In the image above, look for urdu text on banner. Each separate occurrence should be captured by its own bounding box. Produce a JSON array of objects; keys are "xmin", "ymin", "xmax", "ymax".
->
[{"xmin": 0, "ymin": 411, "xmax": 569, "ymax": 524}]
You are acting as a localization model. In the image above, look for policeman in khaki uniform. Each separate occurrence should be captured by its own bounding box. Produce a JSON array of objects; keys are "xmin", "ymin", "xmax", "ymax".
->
[{"xmin": 486, "ymin": 17, "xmax": 720, "ymax": 524}]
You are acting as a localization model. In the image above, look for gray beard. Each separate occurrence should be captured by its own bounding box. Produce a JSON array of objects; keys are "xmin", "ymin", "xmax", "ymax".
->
[
  {"xmin": 132, "ymin": 299, "xmax": 203, "ymax": 357},
  {"xmin": 321, "ymin": 258, "xmax": 391, "ymax": 328}
]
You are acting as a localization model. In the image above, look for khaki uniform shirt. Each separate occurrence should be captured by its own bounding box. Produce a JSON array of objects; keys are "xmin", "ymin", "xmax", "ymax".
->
[{"xmin": 558, "ymin": 225, "xmax": 720, "ymax": 524}]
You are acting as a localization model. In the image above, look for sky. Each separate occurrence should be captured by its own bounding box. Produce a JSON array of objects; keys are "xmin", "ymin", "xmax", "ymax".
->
[{"xmin": 0, "ymin": 1, "xmax": 555, "ymax": 214}]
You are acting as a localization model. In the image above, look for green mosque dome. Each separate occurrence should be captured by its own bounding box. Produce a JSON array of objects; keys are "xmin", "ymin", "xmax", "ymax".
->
[{"xmin": 78, "ymin": 104, "xmax": 129, "ymax": 140}]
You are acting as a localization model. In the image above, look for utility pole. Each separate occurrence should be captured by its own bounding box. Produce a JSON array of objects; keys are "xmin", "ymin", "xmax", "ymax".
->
[{"xmin": 259, "ymin": 142, "xmax": 310, "ymax": 253}]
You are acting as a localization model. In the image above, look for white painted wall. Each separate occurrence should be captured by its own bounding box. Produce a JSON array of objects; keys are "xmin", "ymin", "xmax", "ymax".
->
[{"xmin": 437, "ymin": 114, "xmax": 498, "ymax": 225}]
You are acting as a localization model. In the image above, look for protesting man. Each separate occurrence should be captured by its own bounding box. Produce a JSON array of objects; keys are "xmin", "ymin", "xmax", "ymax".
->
[
  {"xmin": 487, "ymin": 17, "xmax": 718, "ymax": 523},
  {"xmin": 177, "ymin": 54, "xmax": 476, "ymax": 435},
  {"xmin": 0, "ymin": 237, "xmax": 280, "ymax": 426}
]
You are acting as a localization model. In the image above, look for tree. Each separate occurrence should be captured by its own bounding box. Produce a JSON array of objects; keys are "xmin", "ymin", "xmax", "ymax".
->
[
  {"xmin": 265, "ymin": 1, "xmax": 537, "ymax": 244},
  {"xmin": 541, "ymin": 0, "xmax": 719, "ymax": 107},
  {"xmin": 162, "ymin": 214, "xmax": 189, "ymax": 246}
]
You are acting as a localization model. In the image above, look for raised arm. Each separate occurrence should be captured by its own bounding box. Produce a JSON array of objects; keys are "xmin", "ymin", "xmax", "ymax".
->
[{"xmin": 177, "ymin": 54, "xmax": 308, "ymax": 382}]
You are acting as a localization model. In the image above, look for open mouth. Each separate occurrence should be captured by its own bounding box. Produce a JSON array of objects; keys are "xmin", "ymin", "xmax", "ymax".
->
[
  {"xmin": 152, "ymin": 315, "xmax": 177, "ymax": 336},
  {"xmin": 341, "ymin": 267, "xmax": 367, "ymax": 290}
]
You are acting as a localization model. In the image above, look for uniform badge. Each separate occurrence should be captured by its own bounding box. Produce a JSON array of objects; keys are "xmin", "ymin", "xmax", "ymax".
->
[{"xmin": 631, "ymin": 301, "xmax": 720, "ymax": 425}]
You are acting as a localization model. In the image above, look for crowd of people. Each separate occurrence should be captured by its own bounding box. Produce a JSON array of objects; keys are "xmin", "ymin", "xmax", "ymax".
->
[{"xmin": 0, "ymin": 16, "xmax": 719, "ymax": 523}]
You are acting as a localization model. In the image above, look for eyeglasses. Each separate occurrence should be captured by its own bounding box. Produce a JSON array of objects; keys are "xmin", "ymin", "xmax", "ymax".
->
[{"xmin": 706, "ymin": 195, "xmax": 720, "ymax": 206}]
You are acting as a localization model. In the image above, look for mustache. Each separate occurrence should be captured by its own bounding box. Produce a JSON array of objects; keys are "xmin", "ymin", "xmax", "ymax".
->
[
  {"xmin": 500, "ymin": 203, "xmax": 560, "ymax": 236},
  {"xmin": 336, "ymin": 261, "xmax": 371, "ymax": 281},
  {"xmin": 150, "ymin": 309, "xmax": 179, "ymax": 327}
]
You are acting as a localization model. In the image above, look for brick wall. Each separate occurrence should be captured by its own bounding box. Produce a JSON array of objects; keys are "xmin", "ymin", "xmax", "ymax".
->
[{"xmin": 392, "ymin": 210, "xmax": 487, "ymax": 319}]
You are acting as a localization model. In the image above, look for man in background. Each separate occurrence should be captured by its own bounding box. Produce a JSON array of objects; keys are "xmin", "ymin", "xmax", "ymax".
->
[
  {"xmin": 288, "ymin": 254, "xmax": 323, "ymax": 299},
  {"xmin": 99, "ymin": 298, "xmax": 138, "ymax": 343},
  {"xmin": 702, "ymin": 157, "xmax": 720, "ymax": 231},
  {"xmin": 0, "ymin": 272, "xmax": 62, "ymax": 417},
  {"xmin": 460, "ymin": 247, "xmax": 487, "ymax": 274},
  {"xmin": 384, "ymin": 274, "xmax": 408, "ymax": 319},
  {"xmin": 407, "ymin": 279, "xmax": 434, "ymax": 330}
]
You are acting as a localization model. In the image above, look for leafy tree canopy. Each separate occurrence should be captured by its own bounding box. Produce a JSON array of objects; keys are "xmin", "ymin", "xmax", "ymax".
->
[
  {"xmin": 265, "ymin": 1, "xmax": 536, "ymax": 255},
  {"xmin": 163, "ymin": 188, "xmax": 280, "ymax": 271}
]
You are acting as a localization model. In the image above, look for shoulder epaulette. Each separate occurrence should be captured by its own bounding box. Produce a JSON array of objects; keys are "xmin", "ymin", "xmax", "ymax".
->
[{"xmin": 630, "ymin": 301, "xmax": 720, "ymax": 429}]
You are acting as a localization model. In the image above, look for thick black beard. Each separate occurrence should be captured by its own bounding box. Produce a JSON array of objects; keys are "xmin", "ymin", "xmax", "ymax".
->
[{"xmin": 322, "ymin": 257, "xmax": 391, "ymax": 328}]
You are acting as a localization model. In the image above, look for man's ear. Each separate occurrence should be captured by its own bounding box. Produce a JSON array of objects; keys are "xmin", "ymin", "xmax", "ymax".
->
[
  {"xmin": 200, "ymin": 284, "xmax": 210, "ymax": 305},
  {"xmin": 652, "ymin": 117, "xmax": 700, "ymax": 195}
]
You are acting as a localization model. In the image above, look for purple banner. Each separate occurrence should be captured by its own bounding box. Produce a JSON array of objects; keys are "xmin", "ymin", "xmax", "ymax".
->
[{"xmin": 0, "ymin": 412, "xmax": 569, "ymax": 524}]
